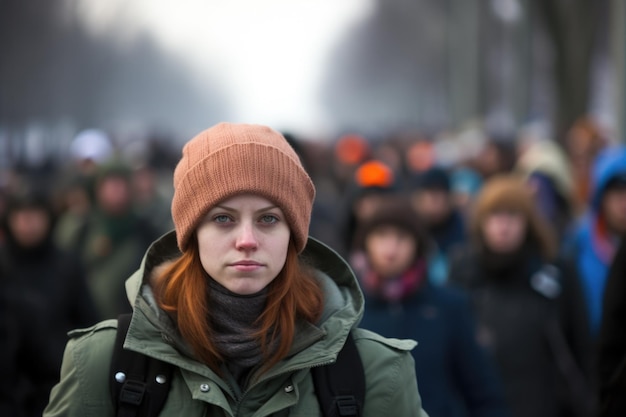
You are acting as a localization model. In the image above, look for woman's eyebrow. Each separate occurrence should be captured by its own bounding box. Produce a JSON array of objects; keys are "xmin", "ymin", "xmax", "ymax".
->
[{"xmin": 210, "ymin": 204, "xmax": 279, "ymax": 213}]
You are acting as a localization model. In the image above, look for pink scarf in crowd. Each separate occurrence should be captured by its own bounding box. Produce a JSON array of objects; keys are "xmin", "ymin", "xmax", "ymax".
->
[{"xmin": 357, "ymin": 257, "xmax": 427, "ymax": 302}]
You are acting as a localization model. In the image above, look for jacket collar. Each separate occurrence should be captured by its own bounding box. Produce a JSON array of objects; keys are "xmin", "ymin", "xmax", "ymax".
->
[{"xmin": 123, "ymin": 230, "xmax": 364, "ymax": 373}]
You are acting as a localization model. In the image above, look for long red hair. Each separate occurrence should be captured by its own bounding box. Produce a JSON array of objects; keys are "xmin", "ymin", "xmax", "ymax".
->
[{"xmin": 153, "ymin": 236, "xmax": 324, "ymax": 374}]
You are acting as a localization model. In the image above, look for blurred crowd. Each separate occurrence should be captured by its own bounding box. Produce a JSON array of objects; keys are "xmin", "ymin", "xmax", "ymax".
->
[{"xmin": 1, "ymin": 114, "xmax": 626, "ymax": 417}]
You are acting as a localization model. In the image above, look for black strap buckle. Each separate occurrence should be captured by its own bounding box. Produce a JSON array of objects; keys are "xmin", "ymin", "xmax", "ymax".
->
[
  {"xmin": 120, "ymin": 380, "xmax": 146, "ymax": 406},
  {"xmin": 336, "ymin": 395, "xmax": 358, "ymax": 416}
]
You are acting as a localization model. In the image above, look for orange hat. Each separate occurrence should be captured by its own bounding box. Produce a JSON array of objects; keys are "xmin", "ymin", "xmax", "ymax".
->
[
  {"xmin": 354, "ymin": 160, "xmax": 395, "ymax": 188},
  {"xmin": 172, "ymin": 123, "xmax": 315, "ymax": 253}
]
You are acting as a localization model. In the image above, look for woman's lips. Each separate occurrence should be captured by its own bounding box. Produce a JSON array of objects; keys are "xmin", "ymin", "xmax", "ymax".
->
[{"xmin": 231, "ymin": 260, "xmax": 263, "ymax": 271}]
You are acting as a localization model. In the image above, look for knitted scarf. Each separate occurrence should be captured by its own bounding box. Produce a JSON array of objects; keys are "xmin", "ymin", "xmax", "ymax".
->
[
  {"xmin": 207, "ymin": 278, "xmax": 271, "ymax": 386},
  {"xmin": 359, "ymin": 259, "xmax": 427, "ymax": 302}
]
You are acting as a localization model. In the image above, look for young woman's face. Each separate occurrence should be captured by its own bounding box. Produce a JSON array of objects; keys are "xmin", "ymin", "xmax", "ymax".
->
[
  {"xmin": 196, "ymin": 194, "xmax": 291, "ymax": 295},
  {"xmin": 8, "ymin": 207, "xmax": 50, "ymax": 248},
  {"xmin": 481, "ymin": 210, "xmax": 527, "ymax": 253},
  {"xmin": 365, "ymin": 225, "xmax": 416, "ymax": 279}
]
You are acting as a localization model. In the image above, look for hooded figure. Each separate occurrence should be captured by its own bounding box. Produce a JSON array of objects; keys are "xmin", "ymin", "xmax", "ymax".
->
[
  {"xmin": 44, "ymin": 122, "xmax": 427, "ymax": 416},
  {"xmin": 564, "ymin": 146, "xmax": 626, "ymax": 336},
  {"xmin": 448, "ymin": 174, "xmax": 593, "ymax": 417},
  {"xmin": 515, "ymin": 139, "xmax": 575, "ymax": 242}
]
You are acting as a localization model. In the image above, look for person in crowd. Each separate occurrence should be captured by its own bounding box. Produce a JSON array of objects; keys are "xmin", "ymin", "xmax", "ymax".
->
[
  {"xmin": 515, "ymin": 139, "xmax": 575, "ymax": 242},
  {"xmin": 53, "ymin": 174, "xmax": 94, "ymax": 249},
  {"xmin": 350, "ymin": 197, "xmax": 510, "ymax": 417},
  {"xmin": 409, "ymin": 166, "xmax": 467, "ymax": 256},
  {"xmin": 448, "ymin": 174, "xmax": 594, "ymax": 417},
  {"xmin": 44, "ymin": 122, "xmax": 427, "ymax": 416},
  {"xmin": 409, "ymin": 165, "xmax": 467, "ymax": 284},
  {"xmin": 564, "ymin": 116, "xmax": 609, "ymax": 217},
  {"xmin": 563, "ymin": 146, "xmax": 626, "ymax": 337},
  {"xmin": 339, "ymin": 158, "xmax": 399, "ymax": 256},
  {"xmin": 131, "ymin": 162, "xmax": 174, "ymax": 237},
  {"xmin": 470, "ymin": 138, "xmax": 517, "ymax": 181},
  {"xmin": 597, "ymin": 238, "xmax": 626, "ymax": 416},
  {"xmin": 0, "ymin": 186, "xmax": 98, "ymax": 416},
  {"xmin": 55, "ymin": 161, "xmax": 159, "ymax": 320}
]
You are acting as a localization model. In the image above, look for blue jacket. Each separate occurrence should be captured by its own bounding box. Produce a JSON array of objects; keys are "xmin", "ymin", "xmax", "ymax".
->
[
  {"xmin": 360, "ymin": 281, "xmax": 509, "ymax": 417},
  {"xmin": 565, "ymin": 146, "xmax": 626, "ymax": 335}
]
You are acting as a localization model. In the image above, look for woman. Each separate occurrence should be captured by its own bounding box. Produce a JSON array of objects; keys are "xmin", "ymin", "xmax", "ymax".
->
[
  {"xmin": 1, "ymin": 187, "xmax": 98, "ymax": 417},
  {"xmin": 44, "ymin": 123, "xmax": 426, "ymax": 416},
  {"xmin": 447, "ymin": 174, "xmax": 593, "ymax": 417},
  {"xmin": 349, "ymin": 197, "xmax": 509, "ymax": 417}
]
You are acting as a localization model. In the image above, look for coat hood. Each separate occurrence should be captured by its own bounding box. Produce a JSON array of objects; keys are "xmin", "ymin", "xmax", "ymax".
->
[
  {"xmin": 590, "ymin": 146, "xmax": 626, "ymax": 211},
  {"xmin": 516, "ymin": 140, "xmax": 574, "ymax": 203},
  {"xmin": 123, "ymin": 230, "xmax": 365, "ymax": 369}
]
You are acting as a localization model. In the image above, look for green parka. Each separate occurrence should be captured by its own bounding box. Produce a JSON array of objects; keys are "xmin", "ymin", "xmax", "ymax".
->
[{"xmin": 44, "ymin": 231, "xmax": 427, "ymax": 416}]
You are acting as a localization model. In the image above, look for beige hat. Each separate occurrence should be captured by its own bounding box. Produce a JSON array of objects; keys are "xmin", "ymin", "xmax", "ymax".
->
[
  {"xmin": 172, "ymin": 123, "xmax": 315, "ymax": 252},
  {"xmin": 469, "ymin": 174, "xmax": 557, "ymax": 259}
]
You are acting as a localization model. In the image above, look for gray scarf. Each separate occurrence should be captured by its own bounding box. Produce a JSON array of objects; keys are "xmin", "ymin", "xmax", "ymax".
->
[{"xmin": 207, "ymin": 278, "xmax": 271, "ymax": 385}]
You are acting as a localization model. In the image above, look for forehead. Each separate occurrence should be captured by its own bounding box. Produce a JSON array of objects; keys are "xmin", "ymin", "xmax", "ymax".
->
[{"xmin": 211, "ymin": 193, "xmax": 279, "ymax": 209}]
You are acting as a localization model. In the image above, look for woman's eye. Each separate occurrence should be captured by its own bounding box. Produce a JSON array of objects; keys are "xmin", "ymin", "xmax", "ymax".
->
[
  {"xmin": 260, "ymin": 214, "xmax": 279, "ymax": 224},
  {"xmin": 214, "ymin": 214, "xmax": 231, "ymax": 223}
]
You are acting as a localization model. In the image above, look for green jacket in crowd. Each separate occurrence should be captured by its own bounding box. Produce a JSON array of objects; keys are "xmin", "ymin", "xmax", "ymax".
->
[{"xmin": 44, "ymin": 231, "xmax": 427, "ymax": 416}]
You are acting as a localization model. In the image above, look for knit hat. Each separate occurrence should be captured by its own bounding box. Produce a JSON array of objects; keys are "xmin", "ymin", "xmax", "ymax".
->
[
  {"xmin": 172, "ymin": 123, "xmax": 315, "ymax": 252},
  {"xmin": 354, "ymin": 160, "xmax": 395, "ymax": 189},
  {"xmin": 347, "ymin": 160, "xmax": 398, "ymax": 207},
  {"xmin": 469, "ymin": 174, "xmax": 557, "ymax": 259}
]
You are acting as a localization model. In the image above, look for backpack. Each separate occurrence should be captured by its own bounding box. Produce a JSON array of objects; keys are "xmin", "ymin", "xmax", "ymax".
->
[{"xmin": 110, "ymin": 314, "xmax": 365, "ymax": 417}]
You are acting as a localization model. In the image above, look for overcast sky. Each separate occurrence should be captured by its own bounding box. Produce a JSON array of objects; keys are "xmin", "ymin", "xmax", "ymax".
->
[{"xmin": 75, "ymin": 0, "xmax": 373, "ymax": 137}]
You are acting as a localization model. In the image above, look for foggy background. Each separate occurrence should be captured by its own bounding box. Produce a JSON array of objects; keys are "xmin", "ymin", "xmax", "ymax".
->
[{"xmin": 0, "ymin": 0, "xmax": 621, "ymax": 167}]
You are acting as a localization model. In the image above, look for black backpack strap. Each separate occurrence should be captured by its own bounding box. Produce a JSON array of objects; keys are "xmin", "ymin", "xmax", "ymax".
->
[
  {"xmin": 110, "ymin": 313, "xmax": 173, "ymax": 417},
  {"xmin": 312, "ymin": 332, "xmax": 365, "ymax": 417}
]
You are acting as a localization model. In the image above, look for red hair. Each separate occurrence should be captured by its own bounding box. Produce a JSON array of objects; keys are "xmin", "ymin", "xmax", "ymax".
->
[{"xmin": 153, "ymin": 237, "xmax": 324, "ymax": 374}]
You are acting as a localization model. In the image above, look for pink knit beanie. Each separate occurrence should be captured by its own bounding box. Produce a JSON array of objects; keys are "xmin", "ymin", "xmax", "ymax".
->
[{"xmin": 172, "ymin": 122, "xmax": 315, "ymax": 253}]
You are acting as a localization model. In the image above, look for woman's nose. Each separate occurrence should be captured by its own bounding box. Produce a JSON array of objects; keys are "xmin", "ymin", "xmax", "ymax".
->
[{"xmin": 235, "ymin": 222, "xmax": 258, "ymax": 250}]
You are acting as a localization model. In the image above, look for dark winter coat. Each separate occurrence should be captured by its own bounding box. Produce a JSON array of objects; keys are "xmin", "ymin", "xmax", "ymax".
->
[
  {"xmin": 0, "ymin": 236, "xmax": 98, "ymax": 417},
  {"xmin": 360, "ymin": 279, "xmax": 509, "ymax": 417},
  {"xmin": 448, "ymin": 248, "xmax": 594, "ymax": 417},
  {"xmin": 597, "ymin": 239, "xmax": 626, "ymax": 416}
]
